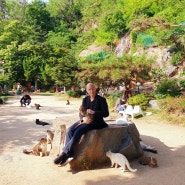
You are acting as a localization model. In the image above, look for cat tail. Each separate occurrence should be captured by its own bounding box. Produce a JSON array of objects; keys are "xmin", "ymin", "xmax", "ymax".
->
[
  {"xmin": 23, "ymin": 149, "xmax": 33, "ymax": 155},
  {"xmin": 125, "ymin": 159, "xmax": 137, "ymax": 172}
]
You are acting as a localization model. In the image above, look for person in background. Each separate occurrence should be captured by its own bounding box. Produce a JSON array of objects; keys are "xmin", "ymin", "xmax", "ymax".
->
[
  {"xmin": 124, "ymin": 85, "xmax": 132, "ymax": 102},
  {"xmin": 20, "ymin": 94, "xmax": 31, "ymax": 107},
  {"xmin": 114, "ymin": 96, "xmax": 127, "ymax": 112},
  {"xmin": 16, "ymin": 82, "xmax": 22, "ymax": 95},
  {"xmin": 54, "ymin": 83, "xmax": 109, "ymax": 166}
]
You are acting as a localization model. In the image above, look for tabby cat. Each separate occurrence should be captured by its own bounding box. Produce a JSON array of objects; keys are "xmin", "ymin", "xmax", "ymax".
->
[
  {"xmin": 139, "ymin": 156, "xmax": 158, "ymax": 168},
  {"xmin": 75, "ymin": 105, "xmax": 94, "ymax": 128},
  {"xmin": 23, "ymin": 138, "xmax": 48, "ymax": 157}
]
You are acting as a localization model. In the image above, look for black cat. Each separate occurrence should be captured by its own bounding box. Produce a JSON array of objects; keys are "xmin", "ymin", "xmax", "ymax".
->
[{"xmin": 36, "ymin": 119, "xmax": 50, "ymax": 126}]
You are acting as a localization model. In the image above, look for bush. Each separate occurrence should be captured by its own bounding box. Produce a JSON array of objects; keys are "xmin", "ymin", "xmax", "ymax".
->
[
  {"xmin": 106, "ymin": 92, "xmax": 122, "ymax": 109},
  {"xmin": 170, "ymin": 51, "xmax": 183, "ymax": 66},
  {"xmin": 127, "ymin": 93, "xmax": 149, "ymax": 110},
  {"xmin": 155, "ymin": 79, "xmax": 182, "ymax": 97},
  {"xmin": 180, "ymin": 80, "xmax": 185, "ymax": 88},
  {"xmin": 159, "ymin": 96, "xmax": 185, "ymax": 126},
  {"xmin": 66, "ymin": 90, "xmax": 85, "ymax": 98}
]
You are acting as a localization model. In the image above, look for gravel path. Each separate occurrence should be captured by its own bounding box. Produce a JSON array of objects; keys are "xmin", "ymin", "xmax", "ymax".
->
[{"xmin": 0, "ymin": 94, "xmax": 185, "ymax": 185}]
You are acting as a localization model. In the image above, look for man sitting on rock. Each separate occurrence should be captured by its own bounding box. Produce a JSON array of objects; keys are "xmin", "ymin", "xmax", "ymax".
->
[{"xmin": 53, "ymin": 83, "xmax": 109, "ymax": 166}]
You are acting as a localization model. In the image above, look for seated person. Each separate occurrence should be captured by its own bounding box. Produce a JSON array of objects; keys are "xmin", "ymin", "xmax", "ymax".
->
[
  {"xmin": 54, "ymin": 83, "xmax": 109, "ymax": 166},
  {"xmin": 20, "ymin": 94, "xmax": 31, "ymax": 107},
  {"xmin": 114, "ymin": 96, "xmax": 127, "ymax": 112}
]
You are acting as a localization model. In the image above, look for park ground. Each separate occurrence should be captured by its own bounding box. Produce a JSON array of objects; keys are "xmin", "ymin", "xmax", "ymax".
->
[{"xmin": 0, "ymin": 94, "xmax": 185, "ymax": 185}]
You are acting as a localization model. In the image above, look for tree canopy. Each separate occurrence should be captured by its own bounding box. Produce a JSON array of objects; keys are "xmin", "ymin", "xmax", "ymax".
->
[{"xmin": 0, "ymin": 0, "xmax": 184, "ymax": 91}]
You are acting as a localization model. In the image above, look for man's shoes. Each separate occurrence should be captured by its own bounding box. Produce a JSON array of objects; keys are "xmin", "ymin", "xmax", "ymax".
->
[
  {"xmin": 58, "ymin": 157, "xmax": 74, "ymax": 167},
  {"xmin": 54, "ymin": 152, "xmax": 69, "ymax": 165}
]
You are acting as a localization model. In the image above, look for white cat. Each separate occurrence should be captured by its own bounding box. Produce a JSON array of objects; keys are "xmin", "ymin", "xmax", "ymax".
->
[
  {"xmin": 116, "ymin": 114, "xmax": 131, "ymax": 124},
  {"xmin": 106, "ymin": 150, "xmax": 137, "ymax": 173}
]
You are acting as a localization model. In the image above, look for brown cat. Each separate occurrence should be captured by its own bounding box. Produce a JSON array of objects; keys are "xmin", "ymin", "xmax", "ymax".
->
[
  {"xmin": 139, "ymin": 156, "xmax": 158, "ymax": 168},
  {"xmin": 79, "ymin": 105, "xmax": 86, "ymax": 116},
  {"xmin": 23, "ymin": 138, "xmax": 48, "ymax": 157},
  {"xmin": 79, "ymin": 106, "xmax": 94, "ymax": 124},
  {"xmin": 34, "ymin": 103, "xmax": 41, "ymax": 110},
  {"xmin": 66, "ymin": 100, "xmax": 70, "ymax": 105},
  {"xmin": 77, "ymin": 105, "xmax": 94, "ymax": 127}
]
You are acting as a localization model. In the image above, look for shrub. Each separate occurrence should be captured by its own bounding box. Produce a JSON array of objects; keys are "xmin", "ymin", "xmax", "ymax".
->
[
  {"xmin": 159, "ymin": 96, "xmax": 185, "ymax": 126},
  {"xmin": 127, "ymin": 93, "xmax": 149, "ymax": 110},
  {"xmin": 106, "ymin": 92, "xmax": 122, "ymax": 109},
  {"xmin": 170, "ymin": 51, "xmax": 183, "ymax": 66},
  {"xmin": 66, "ymin": 90, "xmax": 85, "ymax": 98},
  {"xmin": 180, "ymin": 80, "xmax": 185, "ymax": 88},
  {"xmin": 155, "ymin": 79, "xmax": 182, "ymax": 97}
]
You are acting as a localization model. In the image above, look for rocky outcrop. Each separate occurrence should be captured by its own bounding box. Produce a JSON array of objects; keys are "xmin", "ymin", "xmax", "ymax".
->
[{"xmin": 51, "ymin": 118, "xmax": 143, "ymax": 171}]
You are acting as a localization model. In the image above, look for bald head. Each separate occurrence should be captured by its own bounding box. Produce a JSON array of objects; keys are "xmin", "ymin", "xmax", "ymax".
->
[
  {"xmin": 86, "ymin": 83, "xmax": 95, "ymax": 89},
  {"xmin": 86, "ymin": 83, "xmax": 96, "ymax": 97}
]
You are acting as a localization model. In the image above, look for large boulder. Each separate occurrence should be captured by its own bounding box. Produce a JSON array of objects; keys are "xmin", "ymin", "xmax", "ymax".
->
[
  {"xmin": 51, "ymin": 119, "xmax": 143, "ymax": 171},
  {"xmin": 69, "ymin": 123, "xmax": 143, "ymax": 170}
]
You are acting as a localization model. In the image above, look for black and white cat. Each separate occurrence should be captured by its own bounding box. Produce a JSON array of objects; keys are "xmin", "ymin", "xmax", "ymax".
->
[{"xmin": 106, "ymin": 150, "xmax": 137, "ymax": 173}]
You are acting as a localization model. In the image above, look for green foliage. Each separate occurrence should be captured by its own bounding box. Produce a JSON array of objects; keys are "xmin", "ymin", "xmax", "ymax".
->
[
  {"xmin": 66, "ymin": 90, "xmax": 85, "ymax": 98},
  {"xmin": 136, "ymin": 33, "xmax": 155, "ymax": 48},
  {"xmin": 77, "ymin": 54, "xmax": 153, "ymax": 86},
  {"xmin": 106, "ymin": 92, "xmax": 122, "ymax": 109},
  {"xmin": 156, "ymin": 79, "xmax": 182, "ymax": 97},
  {"xmin": 127, "ymin": 93, "xmax": 149, "ymax": 110},
  {"xmin": 180, "ymin": 80, "xmax": 185, "ymax": 88},
  {"xmin": 170, "ymin": 51, "xmax": 183, "ymax": 66},
  {"xmin": 0, "ymin": 0, "xmax": 185, "ymax": 92},
  {"xmin": 102, "ymin": 11, "xmax": 126, "ymax": 37},
  {"xmin": 86, "ymin": 52, "xmax": 109, "ymax": 62},
  {"xmin": 25, "ymin": 0, "xmax": 53, "ymax": 32},
  {"xmin": 49, "ymin": 52, "xmax": 78, "ymax": 88}
]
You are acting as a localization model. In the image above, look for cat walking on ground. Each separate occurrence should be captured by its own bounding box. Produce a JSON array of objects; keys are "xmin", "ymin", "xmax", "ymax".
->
[{"xmin": 106, "ymin": 150, "xmax": 137, "ymax": 173}]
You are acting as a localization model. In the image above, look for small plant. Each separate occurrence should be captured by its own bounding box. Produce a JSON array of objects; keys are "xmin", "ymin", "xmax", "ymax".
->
[
  {"xmin": 180, "ymin": 80, "xmax": 185, "ymax": 88},
  {"xmin": 155, "ymin": 79, "xmax": 182, "ymax": 97},
  {"xmin": 170, "ymin": 51, "xmax": 183, "ymax": 66},
  {"xmin": 127, "ymin": 93, "xmax": 149, "ymax": 110}
]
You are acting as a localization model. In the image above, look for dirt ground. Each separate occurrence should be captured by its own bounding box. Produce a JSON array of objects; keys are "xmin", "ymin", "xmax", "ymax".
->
[{"xmin": 0, "ymin": 94, "xmax": 185, "ymax": 185}]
